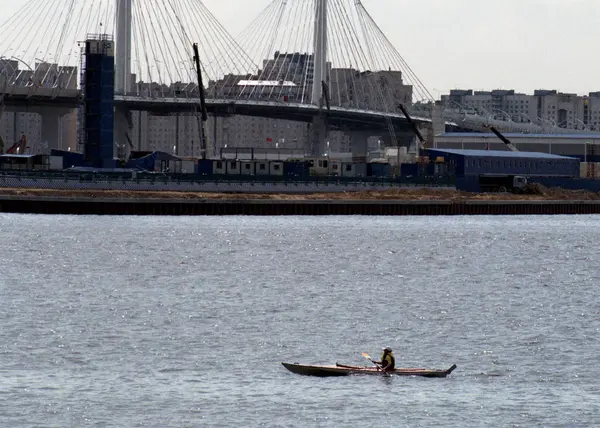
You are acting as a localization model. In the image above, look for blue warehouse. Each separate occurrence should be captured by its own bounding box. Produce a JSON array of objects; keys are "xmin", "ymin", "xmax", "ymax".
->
[
  {"xmin": 424, "ymin": 148, "xmax": 580, "ymax": 192},
  {"xmin": 425, "ymin": 149, "xmax": 580, "ymax": 177}
]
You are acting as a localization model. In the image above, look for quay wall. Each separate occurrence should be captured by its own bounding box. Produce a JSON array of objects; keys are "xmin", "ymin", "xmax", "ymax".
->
[{"xmin": 1, "ymin": 196, "xmax": 600, "ymax": 216}]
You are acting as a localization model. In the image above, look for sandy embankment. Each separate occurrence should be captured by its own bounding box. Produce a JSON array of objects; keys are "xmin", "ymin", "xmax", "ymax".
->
[{"xmin": 0, "ymin": 184, "xmax": 598, "ymax": 201}]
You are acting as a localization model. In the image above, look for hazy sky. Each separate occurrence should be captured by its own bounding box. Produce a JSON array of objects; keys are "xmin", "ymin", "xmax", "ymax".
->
[{"xmin": 1, "ymin": 0, "xmax": 598, "ymax": 96}]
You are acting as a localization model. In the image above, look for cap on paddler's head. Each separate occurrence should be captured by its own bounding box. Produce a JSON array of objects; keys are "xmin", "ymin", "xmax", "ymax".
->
[{"xmin": 383, "ymin": 347, "xmax": 393, "ymax": 353}]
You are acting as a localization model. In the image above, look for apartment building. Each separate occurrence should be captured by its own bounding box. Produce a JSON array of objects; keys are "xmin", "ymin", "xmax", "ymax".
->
[{"xmin": 441, "ymin": 88, "xmax": 595, "ymax": 129}]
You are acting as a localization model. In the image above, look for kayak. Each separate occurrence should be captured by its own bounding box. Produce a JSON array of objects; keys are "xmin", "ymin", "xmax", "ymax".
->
[{"xmin": 282, "ymin": 362, "xmax": 457, "ymax": 378}]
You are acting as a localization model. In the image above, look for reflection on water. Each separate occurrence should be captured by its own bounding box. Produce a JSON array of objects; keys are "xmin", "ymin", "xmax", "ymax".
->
[{"xmin": 0, "ymin": 214, "xmax": 599, "ymax": 427}]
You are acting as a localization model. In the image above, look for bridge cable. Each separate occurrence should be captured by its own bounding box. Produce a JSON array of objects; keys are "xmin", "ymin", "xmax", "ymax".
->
[
  {"xmin": 265, "ymin": 0, "xmax": 304, "ymax": 101},
  {"xmin": 262, "ymin": 0, "xmax": 307, "ymax": 101},
  {"xmin": 236, "ymin": 1, "xmax": 283, "ymax": 98},
  {"xmin": 357, "ymin": 2, "xmax": 433, "ymax": 103},
  {"xmin": 251, "ymin": 0, "xmax": 294, "ymax": 99},
  {"xmin": 330, "ymin": 0, "xmax": 372, "ymax": 110}
]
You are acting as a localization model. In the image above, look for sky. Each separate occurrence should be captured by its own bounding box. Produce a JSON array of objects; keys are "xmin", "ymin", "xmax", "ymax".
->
[{"xmin": 0, "ymin": 0, "xmax": 599, "ymax": 97}]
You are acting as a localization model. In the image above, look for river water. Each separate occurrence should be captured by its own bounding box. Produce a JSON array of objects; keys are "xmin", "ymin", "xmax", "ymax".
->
[{"xmin": 0, "ymin": 214, "xmax": 599, "ymax": 427}]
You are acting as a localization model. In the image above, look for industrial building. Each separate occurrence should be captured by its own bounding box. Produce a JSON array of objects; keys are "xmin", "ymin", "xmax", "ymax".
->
[
  {"xmin": 425, "ymin": 149, "xmax": 580, "ymax": 178},
  {"xmin": 433, "ymin": 132, "xmax": 600, "ymax": 162},
  {"xmin": 424, "ymin": 148, "xmax": 580, "ymax": 192}
]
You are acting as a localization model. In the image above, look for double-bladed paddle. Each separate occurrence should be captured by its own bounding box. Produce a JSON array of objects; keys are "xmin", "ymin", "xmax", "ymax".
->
[{"xmin": 362, "ymin": 352, "xmax": 382, "ymax": 371}]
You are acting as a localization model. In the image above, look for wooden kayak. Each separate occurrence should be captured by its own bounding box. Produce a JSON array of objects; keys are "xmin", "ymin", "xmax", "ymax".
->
[{"xmin": 282, "ymin": 362, "xmax": 457, "ymax": 378}]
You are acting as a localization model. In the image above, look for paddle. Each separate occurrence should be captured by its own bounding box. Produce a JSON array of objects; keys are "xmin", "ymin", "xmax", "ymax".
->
[{"xmin": 362, "ymin": 352, "xmax": 382, "ymax": 371}]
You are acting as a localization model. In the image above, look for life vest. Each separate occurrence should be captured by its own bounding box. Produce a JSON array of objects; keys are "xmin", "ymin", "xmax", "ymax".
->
[{"xmin": 382, "ymin": 352, "xmax": 395, "ymax": 370}]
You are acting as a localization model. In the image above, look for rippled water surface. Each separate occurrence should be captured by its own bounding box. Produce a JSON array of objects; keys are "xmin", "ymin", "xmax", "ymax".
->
[{"xmin": 1, "ymin": 214, "xmax": 599, "ymax": 427}]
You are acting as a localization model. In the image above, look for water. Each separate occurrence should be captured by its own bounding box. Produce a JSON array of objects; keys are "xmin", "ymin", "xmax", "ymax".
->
[{"xmin": 1, "ymin": 214, "xmax": 599, "ymax": 427}]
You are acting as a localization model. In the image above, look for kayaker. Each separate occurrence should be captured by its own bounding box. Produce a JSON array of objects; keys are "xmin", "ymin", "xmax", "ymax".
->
[{"xmin": 373, "ymin": 347, "xmax": 395, "ymax": 372}]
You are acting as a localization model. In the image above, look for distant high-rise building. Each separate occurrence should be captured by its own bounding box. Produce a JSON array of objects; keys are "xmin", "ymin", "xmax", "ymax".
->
[
  {"xmin": 441, "ymin": 88, "xmax": 593, "ymax": 129},
  {"xmin": 585, "ymin": 92, "xmax": 600, "ymax": 130},
  {"xmin": 330, "ymin": 69, "xmax": 411, "ymax": 111}
]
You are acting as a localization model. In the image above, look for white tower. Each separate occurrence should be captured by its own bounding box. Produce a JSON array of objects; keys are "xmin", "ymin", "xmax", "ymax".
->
[
  {"xmin": 311, "ymin": 0, "xmax": 328, "ymax": 105},
  {"xmin": 115, "ymin": 0, "xmax": 132, "ymax": 94}
]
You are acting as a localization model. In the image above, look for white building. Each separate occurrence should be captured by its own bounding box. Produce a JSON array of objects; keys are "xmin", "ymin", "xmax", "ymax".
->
[{"xmin": 329, "ymin": 69, "xmax": 412, "ymax": 112}]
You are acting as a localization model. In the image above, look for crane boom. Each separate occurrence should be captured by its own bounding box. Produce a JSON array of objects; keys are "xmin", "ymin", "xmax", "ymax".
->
[
  {"xmin": 192, "ymin": 42, "xmax": 208, "ymax": 158},
  {"xmin": 487, "ymin": 126, "xmax": 519, "ymax": 152},
  {"xmin": 398, "ymin": 103, "xmax": 425, "ymax": 149}
]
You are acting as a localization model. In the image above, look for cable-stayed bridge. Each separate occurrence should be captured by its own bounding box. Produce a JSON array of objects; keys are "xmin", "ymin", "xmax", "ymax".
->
[{"xmin": 0, "ymin": 0, "xmax": 589, "ymax": 158}]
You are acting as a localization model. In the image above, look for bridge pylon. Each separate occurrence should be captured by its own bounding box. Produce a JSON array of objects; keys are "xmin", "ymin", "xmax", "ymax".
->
[
  {"xmin": 115, "ymin": 0, "xmax": 132, "ymax": 95},
  {"xmin": 310, "ymin": 116, "xmax": 328, "ymax": 157},
  {"xmin": 312, "ymin": 0, "xmax": 328, "ymax": 106}
]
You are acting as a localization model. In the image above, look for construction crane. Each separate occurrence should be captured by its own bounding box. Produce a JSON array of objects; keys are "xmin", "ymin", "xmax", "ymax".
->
[
  {"xmin": 5, "ymin": 135, "xmax": 28, "ymax": 154},
  {"xmin": 397, "ymin": 103, "xmax": 426, "ymax": 149},
  {"xmin": 486, "ymin": 125, "xmax": 519, "ymax": 152},
  {"xmin": 192, "ymin": 42, "xmax": 208, "ymax": 159}
]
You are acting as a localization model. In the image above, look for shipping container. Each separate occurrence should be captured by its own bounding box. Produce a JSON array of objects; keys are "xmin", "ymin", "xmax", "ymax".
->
[
  {"xmin": 196, "ymin": 159, "xmax": 212, "ymax": 176},
  {"xmin": 240, "ymin": 161, "xmax": 255, "ymax": 176},
  {"xmin": 269, "ymin": 161, "xmax": 284, "ymax": 176},
  {"xmin": 255, "ymin": 161, "xmax": 270, "ymax": 176},
  {"xmin": 368, "ymin": 162, "xmax": 391, "ymax": 178},
  {"xmin": 49, "ymin": 156, "xmax": 63, "ymax": 171},
  {"xmin": 283, "ymin": 161, "xmax": 310, "ymax": 177},
  {"xmin": 225, "ymin": 160, "xmax": 240, "ymax": 175},
  {"xmin": 51, "ymin": 149, "xmax": 85, "ymax": 169},
  {"xmin": 309, "ymin": 157, "xmax": 333, "ymax": 176},
  {"xmin": 212, "ymin": 160, "xmax": 226, "ymax": 175},
  {"xmin": 341, "ymin": 162, "xmax": 367, "ymax": 177},
  {"xmin": 178, "ymin": 160, "xmax": 195, "ymax": 174},
  {"xmin": 329, "ymin": 160, "xmax": 341, "ymax": 176}
]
